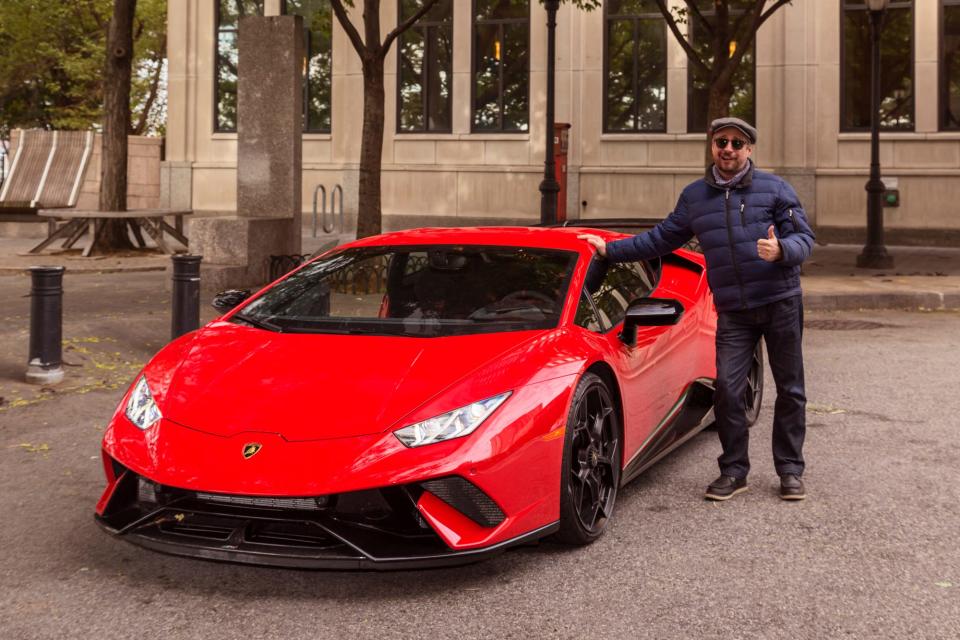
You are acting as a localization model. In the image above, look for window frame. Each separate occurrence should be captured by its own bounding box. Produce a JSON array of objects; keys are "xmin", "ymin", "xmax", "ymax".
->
[
  {"xmin": 602, "ymin": 1, "xmax": 668, "ymax": 134},
  {"xmin": 940, "ymin": 0, "xmax": 960, "ymax": 130},
  {"xmin": 214, "ymin": 0, "xmax": 265, "ymax": 133},
  {"xmin": 396, "ymin": 0, "xmax": 455, "ymax": 134},
  {"xmin": 470, "ymin": 0, "xmax": 532, "ymax": 134},
  {"xmin": 684, "ymin": 3, "xmax": 757, "ymax": 134},
  {"xmin": 581, "ymin": 256, "xmax": 661, "ymax": 334},
  {"xmin": 839, "ymin": 0, "xmax": 916, "ymax": 133},
  {"xmin": 283, "ymin": 0, "xmax": 333, "ymax": 134}
]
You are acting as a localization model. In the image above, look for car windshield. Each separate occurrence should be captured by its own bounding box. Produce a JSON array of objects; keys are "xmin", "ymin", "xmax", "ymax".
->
[{"xmin": 235, "ymin": 245, "xmax": 578, "ymax": 336}]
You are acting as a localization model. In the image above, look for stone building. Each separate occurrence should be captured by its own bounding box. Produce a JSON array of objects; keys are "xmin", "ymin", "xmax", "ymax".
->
[{"xmin": 162, "ymin": 0, "xmax": 960, "ymax": 245}]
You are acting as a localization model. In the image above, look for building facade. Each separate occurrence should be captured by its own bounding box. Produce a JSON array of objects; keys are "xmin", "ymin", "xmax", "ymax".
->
[{"xmin": 163, "ymin": 0, "xmax": 960, "ymax": 244}]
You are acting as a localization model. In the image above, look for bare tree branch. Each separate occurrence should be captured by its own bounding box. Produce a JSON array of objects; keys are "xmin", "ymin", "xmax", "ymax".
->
[
  {"xmin": 684, "ymin": 0, "xmax": 714, "ymax": 38},
  {"xmin": 382, "ymin": 0, "xmax": 442, "ymax": 60},
  {"xmin": 758, "ymin": 0, "xmax": 792, "ymax": 30},
  {"xmin": 654, "ymin": 0, "xmax": 710, "ymax": 78},
  {"xmin": 329, "ymin": 0, "xmax": 368, "ymax": 62},
  {"xmin": 132, "ymin": 33, "xmax": 165, "ymax": 135}
]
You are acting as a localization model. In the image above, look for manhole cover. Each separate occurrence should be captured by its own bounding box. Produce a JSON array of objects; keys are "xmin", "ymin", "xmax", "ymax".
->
[{"xmin": 806, "ymin": 319, "xmax": 893, "ymax": 330}]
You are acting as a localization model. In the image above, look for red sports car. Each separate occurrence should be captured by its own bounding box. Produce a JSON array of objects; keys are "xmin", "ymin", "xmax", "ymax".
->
[{"xmin": 95, "ymin": 226, "xmax": 763, "ymax": 569}]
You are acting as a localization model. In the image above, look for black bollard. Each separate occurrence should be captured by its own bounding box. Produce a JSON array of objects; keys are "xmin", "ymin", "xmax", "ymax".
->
[
  {"xmin": 171, "ymin": 255, "xmax": 202, "ymax": 339},
  {"xmin": 26, "ymin": 266, "xmax": 65, "ymax": 385}
]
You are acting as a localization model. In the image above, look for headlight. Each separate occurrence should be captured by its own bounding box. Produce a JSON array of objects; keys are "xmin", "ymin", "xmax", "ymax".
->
[
  {"xmin": 125, "ymin": 376, "xmax": 162, "ymax": 430},
  {"xmin": 394, "ymin": 392, "xmax": 511, "ymax": 448}
]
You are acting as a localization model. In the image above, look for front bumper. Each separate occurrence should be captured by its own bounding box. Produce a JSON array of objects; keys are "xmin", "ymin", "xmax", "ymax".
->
[{"xmin": 95, "ymin": 466, "xmax": 557, "ymax": 570}]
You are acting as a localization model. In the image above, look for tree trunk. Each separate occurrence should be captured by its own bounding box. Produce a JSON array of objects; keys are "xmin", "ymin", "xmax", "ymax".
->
[
  {"xmin": 356, "ymin": 57, "xmax": 385, "ymax": 239},
  {"xmin": 97, "ymin": 0, "xmax": 137, "ymax": 251},
  {"xmin": 703, "ymin": 81, "xmax": 733, "ymax": 166}
]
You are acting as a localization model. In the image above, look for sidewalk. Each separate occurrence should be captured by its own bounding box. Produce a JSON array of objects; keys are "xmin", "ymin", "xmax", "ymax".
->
[{"xmin": 0, "ymin": 235, "xmax": 959, "ymax": 311}]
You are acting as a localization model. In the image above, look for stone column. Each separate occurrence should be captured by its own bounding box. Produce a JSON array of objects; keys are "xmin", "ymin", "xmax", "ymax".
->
[{"xmin": 192, "ymin": 15, "xmax": 303, "ymax": 293}]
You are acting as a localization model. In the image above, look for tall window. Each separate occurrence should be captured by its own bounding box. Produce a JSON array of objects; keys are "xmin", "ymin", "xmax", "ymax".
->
[
  {"xmin": 398, "ymin": 0, "xmax": 453, "ymax": 133},
  {"xmin": 686, "ymin": 0, "xmax": 756, "ymax": 133},
  {"xmin": 942, "ymin": 0, "xmax": 960, "ymax": 129},
  {"xmin": 604, "ymin": 1, "xmax": 667, "ymax": 133},
  {"xmin": 285, "ymin": 0, "xmax": 333, "ymax": 133},
  {"xmin": 472, "ymin": 0, "xmax": 529, "ymax": 132},
  {"xmin": 841, "ymin": 0, "xmax": 914, "ymax": 131},
  {"xmin": 216, "ymin": 0, "xmax": 264, "ymax": 132}
]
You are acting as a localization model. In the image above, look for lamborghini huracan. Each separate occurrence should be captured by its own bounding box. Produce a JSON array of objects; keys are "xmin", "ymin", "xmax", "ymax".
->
[{"xmin": 95, "ymin": 225, "xmax": 763, "ymax": 569}]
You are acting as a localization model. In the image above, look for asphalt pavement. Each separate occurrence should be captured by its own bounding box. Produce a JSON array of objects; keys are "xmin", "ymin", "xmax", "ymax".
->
[
  {"xmin": 0, "ymin": 235, "xmax": 959, "ymax": 639},
  {"xmin": 0, "ymin": 308, "xmax": 957, "ymax": 639}
]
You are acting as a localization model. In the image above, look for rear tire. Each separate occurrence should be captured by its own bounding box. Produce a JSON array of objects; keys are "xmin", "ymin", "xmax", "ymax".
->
[
  {"xmin": 554, "ymin": 373, "xmax": 621, "ymax": 545},
  {"xmin": 744, "ymin": 341, "xmax": 764, "ymax": 427}
]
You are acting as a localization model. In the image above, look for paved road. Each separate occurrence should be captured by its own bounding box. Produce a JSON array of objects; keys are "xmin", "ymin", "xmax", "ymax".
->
[{"xmin": 0, "ymin": 274, "xmax": 957, "ymax": 638}]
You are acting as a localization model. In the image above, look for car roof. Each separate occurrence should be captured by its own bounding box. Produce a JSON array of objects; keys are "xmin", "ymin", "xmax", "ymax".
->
[{"xmin": 345, "ymin": 226, "xmax": 629, "ymax": 252}]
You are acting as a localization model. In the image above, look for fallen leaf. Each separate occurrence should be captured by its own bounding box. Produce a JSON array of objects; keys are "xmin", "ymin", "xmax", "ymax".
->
[
  {"xmin": 16, "ymin": 443, "xmax": 50, "ymax": 453},
  {"xmin": 934, "ymin": 581, "xmax": 953, "ymax": 588}
]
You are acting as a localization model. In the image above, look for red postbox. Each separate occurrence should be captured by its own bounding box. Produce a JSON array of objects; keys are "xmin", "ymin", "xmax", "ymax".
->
[{"xmin": 553, "ymin": 123, "xmax": 571, "ymax": 223}]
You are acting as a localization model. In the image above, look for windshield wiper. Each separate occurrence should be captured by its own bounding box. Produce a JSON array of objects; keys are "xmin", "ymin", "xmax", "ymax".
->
[{"xmin": 232, "ymin": 313, "xmax": 283, "ymax": 333}]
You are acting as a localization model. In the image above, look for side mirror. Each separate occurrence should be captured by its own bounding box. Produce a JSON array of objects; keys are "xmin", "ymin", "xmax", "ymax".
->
[
  {"xmin": 211, "ymin": 289, "xmax": 251, "ymax": 313},
  {"xmin": 618, "ymin": 298, "xmax": 684, "ymax": 347}
]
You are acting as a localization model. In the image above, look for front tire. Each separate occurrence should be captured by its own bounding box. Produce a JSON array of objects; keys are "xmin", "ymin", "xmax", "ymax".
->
[{"xmin": 555, "ymin": 372, "xmax": 621, "ymax": 545}]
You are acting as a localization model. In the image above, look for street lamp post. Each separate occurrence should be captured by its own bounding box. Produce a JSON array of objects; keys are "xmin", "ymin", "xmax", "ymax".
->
[
  {"xmin": 539, "ymin": 0, "xmax": 560, "ymax": 226},
  {"xmin": 857, "ymin": 0, "xmax": 894, "ymax": 269}
]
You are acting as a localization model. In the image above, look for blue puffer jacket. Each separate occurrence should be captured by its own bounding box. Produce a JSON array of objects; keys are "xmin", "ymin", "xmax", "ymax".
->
[{"xmin": 605, "ymin": 163, "xmax": 815, "ymax": 312}]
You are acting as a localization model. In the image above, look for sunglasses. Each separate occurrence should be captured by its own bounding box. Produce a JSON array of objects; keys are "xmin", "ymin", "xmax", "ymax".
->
[{"xmin": 713, "ymin": 137, "xmax": 748, "ymax": 151}]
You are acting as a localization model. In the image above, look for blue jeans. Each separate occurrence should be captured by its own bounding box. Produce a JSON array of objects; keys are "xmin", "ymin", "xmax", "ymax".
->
[{"xmin": 714, "ymin": 295, "xmax": 806, "ymax": 479}]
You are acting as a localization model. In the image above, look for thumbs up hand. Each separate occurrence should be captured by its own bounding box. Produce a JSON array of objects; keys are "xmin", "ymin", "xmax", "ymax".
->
[{"xmin": 757, "ymin": 225, "xmax": 783, "ymax": 262}]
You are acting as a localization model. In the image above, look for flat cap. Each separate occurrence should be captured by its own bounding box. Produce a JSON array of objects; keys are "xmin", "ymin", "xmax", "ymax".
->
[{"xmin": 709, "ymin": 117, "xmax": 757, "ymax": 144}]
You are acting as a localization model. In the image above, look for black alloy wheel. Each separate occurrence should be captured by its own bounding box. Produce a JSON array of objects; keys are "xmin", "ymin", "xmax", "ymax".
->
[
  {"xmin": 555, "ymin": 372, "xmax": 621, "ymax": 545},
  {"xmin": 744, "ymin": 341, "xmax": 764, "ymax": 427}
]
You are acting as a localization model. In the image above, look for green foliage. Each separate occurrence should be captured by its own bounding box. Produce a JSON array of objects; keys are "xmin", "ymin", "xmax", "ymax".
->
[{"xmin": 0, "ymin": 0, "xmax": 167, "ymax": 138}]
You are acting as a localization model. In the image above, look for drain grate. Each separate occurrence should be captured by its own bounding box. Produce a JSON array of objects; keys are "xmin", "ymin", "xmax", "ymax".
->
[{"xmin": 806, "ymin": 319, "xmax": 893, "ymax": 330}]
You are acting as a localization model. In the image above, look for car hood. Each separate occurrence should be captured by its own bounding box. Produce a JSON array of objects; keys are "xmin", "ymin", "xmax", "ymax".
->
[{"xmin": 158, "ymin": 322, "xmax": 552, "ymax": 441}]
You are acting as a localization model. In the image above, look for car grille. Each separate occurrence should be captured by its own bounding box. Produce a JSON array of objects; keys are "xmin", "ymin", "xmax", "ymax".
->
[
  {"xmin": 194, "ymin": 492, "xmax": 328, "ymax": 511},
  {"xmin": 420, "ymin": 476, "xmax": 506, "ymax": 528}
]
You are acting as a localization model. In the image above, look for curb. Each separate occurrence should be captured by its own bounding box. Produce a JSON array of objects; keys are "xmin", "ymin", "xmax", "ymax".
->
[
  {"xmin": 0, "ymin": 266, "xmax": 167, "ymax": 276},
  {"xmin": 803, "ymin": 291, "xmax": 960, "ymax": 311}
]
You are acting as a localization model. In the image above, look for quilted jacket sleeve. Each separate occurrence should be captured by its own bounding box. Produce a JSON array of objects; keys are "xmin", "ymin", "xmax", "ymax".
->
[
  {"xmin": 604, "ymin": 193, "xmax": 694, "ymax": 263},
  {"xmin": 773, "ymin": 180, "xmax": 815, "ymax": 267}
]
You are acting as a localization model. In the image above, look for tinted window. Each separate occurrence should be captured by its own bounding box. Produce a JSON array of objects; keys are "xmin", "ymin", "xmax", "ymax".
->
[
  {"xmin": 605, "ymin": 0, "xmax": 667, "ymax": 132},
  {"xmin": 236, "ymin": 245, "xmax": 576, "ymax": 336},
  {"xmin": 686, "ymin": 0, "xmax": 755, "ymax": 133},
  {"xmin": 841, "ymin": 0, "xmax": 914, "ymax": 131},
  {"xmin": 473, "ymin": 0, "xmax": 529, "ymax": 132},
  {"xmin": 574, "ymin": 291, "xmax": 603, "ymax": 333},
  {"xmin": 588, "ymin": 259, "xmax": 657, "ymax": 330},
  {"xmin": 215, "ymin": 0, "xmax": 264, "ymax": 132},
  {"xmin": 398, "ymin": 0, "xmax": 453, "ymax": 132},
  {"xmin": 944, "ymin": 1, "xmax": 960, "ymax": 129},
  {"xmin": 286, "ymin": 0, "xmax": 333, "ymax": 133}
]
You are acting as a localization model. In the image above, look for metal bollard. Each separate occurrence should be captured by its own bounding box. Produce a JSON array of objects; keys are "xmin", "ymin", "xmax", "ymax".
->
[
  {"xmin": 171, "ymin": 255, "xmax": 202, "ymax": 340},
  {"xmin": 26, "ymin": 266, "xmax": 65, "ymax": 385}
]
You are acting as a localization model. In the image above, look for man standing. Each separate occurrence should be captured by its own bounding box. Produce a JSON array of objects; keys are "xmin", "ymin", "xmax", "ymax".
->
[{"xmin": 579, "ymin": 117, "xmax": 815, "ymax": 502}]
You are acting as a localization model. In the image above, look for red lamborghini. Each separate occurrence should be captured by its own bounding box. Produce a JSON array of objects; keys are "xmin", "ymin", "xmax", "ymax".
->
[{"xmin": 95, "ymin": 225, "xmax": 763, "ymax": 569}]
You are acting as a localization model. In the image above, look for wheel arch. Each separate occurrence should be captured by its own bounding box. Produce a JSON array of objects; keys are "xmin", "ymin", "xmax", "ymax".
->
[{"xmin": 584, "ymin": 361, "xmax": 624, "ymax": 464}]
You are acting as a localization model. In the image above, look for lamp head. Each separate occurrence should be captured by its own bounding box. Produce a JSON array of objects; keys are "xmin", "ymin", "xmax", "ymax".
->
[{"xmin": 865, "ymin": 0, "xmax": 890, "ymax": 12}]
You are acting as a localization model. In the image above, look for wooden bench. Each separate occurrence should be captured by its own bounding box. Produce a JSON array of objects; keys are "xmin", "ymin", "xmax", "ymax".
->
[
  {"xmin": 0, "ymin": 129, "xmax": 94, "ymax": 226},
  {"xmin": 30, "ymin": 209, "xmax": 192, "ymax": 257}
]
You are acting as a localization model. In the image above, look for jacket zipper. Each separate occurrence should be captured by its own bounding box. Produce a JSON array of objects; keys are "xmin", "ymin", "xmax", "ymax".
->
[
  {"xmin": 724, "ymin": 189, "xmax": 747, "ymax": 309},
  {"xmin": 788, "ymin": 208, "xmax": 800, "ymax": 233},
  {"xmin": 739, "ymin": 199, "xmax": 746, "ymax": 227}
]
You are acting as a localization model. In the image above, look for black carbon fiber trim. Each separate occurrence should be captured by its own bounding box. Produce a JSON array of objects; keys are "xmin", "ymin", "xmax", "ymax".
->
[{"xmin": 420, "ymin": 476, "xmax": 506, "ymax": 528}]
